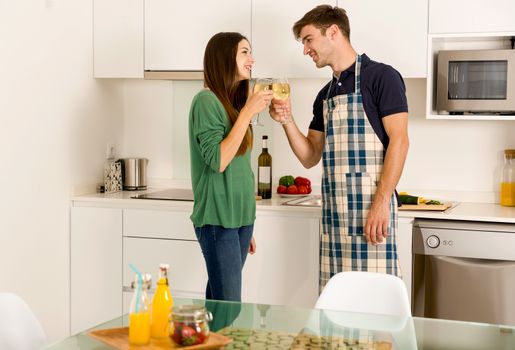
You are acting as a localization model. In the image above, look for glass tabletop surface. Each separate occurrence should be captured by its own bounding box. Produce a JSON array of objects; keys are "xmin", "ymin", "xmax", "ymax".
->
[{"xmin": 44, "ymin": 297, "xmax": 515, "ymax": 350}]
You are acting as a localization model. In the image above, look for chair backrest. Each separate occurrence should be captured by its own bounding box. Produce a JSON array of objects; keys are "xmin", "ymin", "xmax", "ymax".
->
[
  {"xmin": 314, "ymin": 272, "xmax": 417, "ymax": 348},
  {"xmin": 0, "ymin": 293, "xmax": 47, "ymax": 350},
  {"xmin": 315, "ymin": 271, "xmax": 411, "ymax": 317}
]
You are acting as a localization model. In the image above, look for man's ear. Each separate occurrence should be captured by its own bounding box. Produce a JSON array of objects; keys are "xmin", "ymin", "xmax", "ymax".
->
[{"xmin": 327, "ymin": 24, "xmax": 339, "ymax": 39}]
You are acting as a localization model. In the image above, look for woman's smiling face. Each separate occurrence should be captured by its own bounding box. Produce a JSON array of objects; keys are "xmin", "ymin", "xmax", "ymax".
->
[{"xmin": 235, "ymin": 39, "xmax": 254, "ymax": 81}]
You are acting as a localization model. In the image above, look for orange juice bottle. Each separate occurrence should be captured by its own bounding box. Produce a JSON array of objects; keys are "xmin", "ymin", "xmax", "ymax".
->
[
  {"xmin": 500, "ymin": 149, "xmax": 515, "ymax": 207},
  {"xmin": 129, "ymin": 273, "xmax": 151, "ymax": 345},
  {"xmin": 151, "ymin": 263, "xmax": 174, "ymax": 338}
]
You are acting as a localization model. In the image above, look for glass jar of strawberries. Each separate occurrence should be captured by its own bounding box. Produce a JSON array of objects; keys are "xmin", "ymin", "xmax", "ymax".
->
[{"xmin": 170, "ymin": 305, "xmax": 213, "ymax": 346}]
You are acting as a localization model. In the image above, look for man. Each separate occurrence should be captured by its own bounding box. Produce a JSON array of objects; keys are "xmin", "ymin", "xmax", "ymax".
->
[{"xmin": 270, "ymin": 5, "xmax": 409, "ymax": 290}]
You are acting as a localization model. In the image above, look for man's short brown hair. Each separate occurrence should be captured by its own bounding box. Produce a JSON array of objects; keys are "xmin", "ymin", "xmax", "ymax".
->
[{"xmin": 293, "ymin": 5, "xmax": 350, "ymax": 41}]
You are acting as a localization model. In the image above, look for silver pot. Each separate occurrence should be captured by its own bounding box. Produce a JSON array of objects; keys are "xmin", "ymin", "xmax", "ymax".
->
[{"xmin": 121, "ymin": 158, "xmax": 148, "ymax": 190}]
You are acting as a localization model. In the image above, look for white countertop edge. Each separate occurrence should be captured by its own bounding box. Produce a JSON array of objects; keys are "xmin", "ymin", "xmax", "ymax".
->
[{"xmin": 71, "ymin": 190, "xmax": 515, "ymax": 223}]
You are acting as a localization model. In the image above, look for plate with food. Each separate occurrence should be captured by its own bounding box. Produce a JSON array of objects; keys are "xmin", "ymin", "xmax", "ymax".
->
[
  {"xmin": 279, "ymin": 193, "xmax": 309, "ymax": 198},
  {"xmin": 277, "ymin": 175, "xmax": 312, "ymax": 196}
]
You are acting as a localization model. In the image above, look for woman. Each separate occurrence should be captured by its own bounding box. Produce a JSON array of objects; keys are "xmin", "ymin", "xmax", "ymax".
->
[{"xmin": 188, "ymin": 32, "xmax": 273, "ymax": 301}]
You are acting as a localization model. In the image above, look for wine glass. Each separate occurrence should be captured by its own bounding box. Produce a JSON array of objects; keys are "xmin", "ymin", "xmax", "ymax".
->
[
  {"xmin": 272, "ymin": 77, "xmax": 290, "ymax": 101},
  {"xmin": 272, "ymin": 78, "xmax": 291, "ymax": 123},
  {"xmin": 251, "ymin": 78, "xmax": 273, "ymax": 126}
]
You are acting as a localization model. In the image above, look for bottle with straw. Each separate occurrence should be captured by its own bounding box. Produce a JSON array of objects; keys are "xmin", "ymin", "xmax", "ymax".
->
[{"xmin": 129, "ymin": 264, "xmax": 151, "ymax": 345}]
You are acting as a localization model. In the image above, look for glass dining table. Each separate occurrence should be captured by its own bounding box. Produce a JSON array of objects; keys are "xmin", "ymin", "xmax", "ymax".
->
[{"xmin": 44, "ymin": 297, "xmax": 515, "ymax": 350}]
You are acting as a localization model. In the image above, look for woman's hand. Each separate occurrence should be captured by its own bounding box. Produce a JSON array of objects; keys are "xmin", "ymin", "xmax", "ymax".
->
[
  {"xmin": 243, "ymin": 90, "xmax": 273, "ymax": 118},
  {"xmin": 248, "ymin": 236, "xmax": 256, "ymax": 255}
]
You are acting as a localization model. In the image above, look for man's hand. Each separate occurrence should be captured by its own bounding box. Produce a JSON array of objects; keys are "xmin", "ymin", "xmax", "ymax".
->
[
  {"xmin": 364, "ymin": 201, "xmax": 390, "ymax": 244},
  {"xmin": 269, "ymin": 98, "xmax": 292, "ymax": 124}
]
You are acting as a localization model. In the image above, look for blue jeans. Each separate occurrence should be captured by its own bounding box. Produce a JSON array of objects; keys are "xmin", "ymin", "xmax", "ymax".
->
[{"xmin": 194, "ymin": 224, "xmax": 254, "ymax": 302}]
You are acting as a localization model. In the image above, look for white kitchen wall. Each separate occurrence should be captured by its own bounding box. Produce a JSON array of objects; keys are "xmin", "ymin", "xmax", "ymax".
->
[
  {"xmin": 0, "ymin": 1, "xmax": 124, "ymax": 342},
  {"xmin": 122, "ymin": 78, "xmax": 327, "ymax": 190},
  {"xmin": 123, "ymin": 78, "xmax": 515, "ymax": 203},
  {"xmin": 400, "ymin": 79, "xmax": 515, "ymax": 203}
]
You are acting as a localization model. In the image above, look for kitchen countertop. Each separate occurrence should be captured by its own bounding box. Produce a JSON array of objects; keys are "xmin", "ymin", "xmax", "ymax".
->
[{"xmin": 72, "ymin": 189, "xmax": 515, "ymax": 223}]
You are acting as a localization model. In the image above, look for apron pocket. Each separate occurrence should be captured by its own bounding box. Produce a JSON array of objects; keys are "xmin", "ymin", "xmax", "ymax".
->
[{"xmin": 345, "ymin": 172, "xmax": 373, "ymax": 236}]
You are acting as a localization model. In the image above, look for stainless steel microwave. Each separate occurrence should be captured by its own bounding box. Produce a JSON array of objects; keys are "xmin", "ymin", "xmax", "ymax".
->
[{"xmin": 437, "ymin": 49, "xmax": 515, "ymax": 114}]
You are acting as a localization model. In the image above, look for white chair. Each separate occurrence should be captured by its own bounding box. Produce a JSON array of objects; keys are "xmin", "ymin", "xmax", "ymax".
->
[
  {"xmin": 314, "ymin": 271, "xmax": 417, "ymax": 349},
  {"xmin": 0, "ymin": 293, "xmax": 47, "ymax": 350},
  {"xmin": 315, "ymin": 271, "xmax": 411, "ymax": 317}
]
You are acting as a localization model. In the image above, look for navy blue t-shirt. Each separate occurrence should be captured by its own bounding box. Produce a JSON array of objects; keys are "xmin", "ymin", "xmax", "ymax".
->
[{"xmin": 309, "ymin": 54, "xmax": 408, "ymax": 149}]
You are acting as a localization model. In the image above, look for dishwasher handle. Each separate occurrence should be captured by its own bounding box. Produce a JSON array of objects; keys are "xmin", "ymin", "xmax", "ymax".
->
[{"xmin": 432, "ymin": 255, "xmax": 515, "ymax": 268}]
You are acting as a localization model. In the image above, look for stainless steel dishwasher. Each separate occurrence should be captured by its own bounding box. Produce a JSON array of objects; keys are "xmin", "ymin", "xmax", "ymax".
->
[{"xmin": 412, "ymin": 219, "xmax": 515, "ymax": 326}]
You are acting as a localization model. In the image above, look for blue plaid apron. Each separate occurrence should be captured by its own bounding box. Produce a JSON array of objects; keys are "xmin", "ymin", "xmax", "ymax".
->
[{"xmin": 319, "ymin": 55, "xmax": 401, "ymax": 291}]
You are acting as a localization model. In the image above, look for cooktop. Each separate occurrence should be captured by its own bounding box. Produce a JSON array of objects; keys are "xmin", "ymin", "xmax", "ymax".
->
[{"xmin": 131, "ymin": 188, "xmax": 194, "ymax": 201}]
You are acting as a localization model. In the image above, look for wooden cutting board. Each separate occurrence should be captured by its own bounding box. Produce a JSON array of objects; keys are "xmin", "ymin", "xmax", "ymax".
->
[
  {"xmin": 399, "ymin": 203, "xmax": 452, "ymax": 211},
  {"xmin": 88, "ymin": 327, "xmax": 232, "ymax": 350}
]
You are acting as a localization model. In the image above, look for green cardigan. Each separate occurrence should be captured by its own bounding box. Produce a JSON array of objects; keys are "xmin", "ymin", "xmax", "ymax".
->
[{"xmin": 188, "ymin": 90, "xmax": 256, "ymax": 228}]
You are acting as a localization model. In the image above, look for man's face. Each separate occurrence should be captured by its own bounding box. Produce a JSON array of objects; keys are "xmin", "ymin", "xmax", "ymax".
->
[
  {"xmin": 299, "ymin": 24, "xmax": 331, "ymax": 68},
  {"xmin": 235, "ymin": 39, "xmax": 254, "ymax": 81}
]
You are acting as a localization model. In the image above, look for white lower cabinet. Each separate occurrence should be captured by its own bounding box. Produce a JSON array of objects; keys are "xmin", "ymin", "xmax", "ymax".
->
[
  {"xmin": 122, "ymin": 209, "xmax": 320, "ymax": 310},
  {"xmin": 397, "ymin": 217, "xmax": 414, "ymax": 304},
  {"xmin": 121, "ymin": 207, "xmax": 206, "ymax": 315},
  {"xmin": 122, "ymin": 237, "xmax": 207, "ymax": 314},
  {"xmin": 242, "ymin": 212, "xmax": 320, "ymax": 308},
  {"xmin": 70, "ymin": 206, "xmax": 122, "ymax": 334},
  {"xmin": 71, "ymin": 202, "xmax": 411, "ymax": 331}
]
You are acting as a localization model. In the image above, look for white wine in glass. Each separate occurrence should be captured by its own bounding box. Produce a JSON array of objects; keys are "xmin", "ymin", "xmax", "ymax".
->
[
  {"xmin": 272, "ymin": 78, "xmax": 291, "ymax": 124},
  {"xmin": 272, "ymin": 78, "xmax": 290, "ymax": 100},
  {"xmin": 251, "ymin": 78, "xmax": 272, "ymax": 126}
]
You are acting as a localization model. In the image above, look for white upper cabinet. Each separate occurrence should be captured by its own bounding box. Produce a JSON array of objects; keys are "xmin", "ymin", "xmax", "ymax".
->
[
  {"xmin": 251, "ymin": 0, "xmax": 335, "ymax": 78},
  {"xmin": 94, "ymin": 0, "xmax": 427, "ymax": 78},
  {"xmin": 338, "ymin": 0, "xmax": 428, "ymax": 78},
  {"xmin": 93, "ymin": 0, "xmax": 143, "ymax": 78},
  {"xmin": 144, "ymin": 0, "xmax": 251, "ymax": 72},
  {"xmin": 429, "ymin": 0, "xmax": 515, "ymax": 34}
]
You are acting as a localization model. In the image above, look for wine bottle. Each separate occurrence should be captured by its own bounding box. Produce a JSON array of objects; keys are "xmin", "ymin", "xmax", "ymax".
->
[{"xmin": 258, "ymin": 135, "xmax": 272, "ymax": 199}]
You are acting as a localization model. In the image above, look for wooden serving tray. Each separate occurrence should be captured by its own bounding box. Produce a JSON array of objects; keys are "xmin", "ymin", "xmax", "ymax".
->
[
  {"xmin": 88, "ymin": 327, "xmax": 232, "ymax": 350},
  {"xmin": 399, "ymin": 203, "xmax": 452, "ymax": 211}
]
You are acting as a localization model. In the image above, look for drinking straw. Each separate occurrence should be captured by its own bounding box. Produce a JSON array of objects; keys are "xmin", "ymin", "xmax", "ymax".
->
[{"xmin": 129, "ymin": 263, "xmax": 142, "ymax": 312}]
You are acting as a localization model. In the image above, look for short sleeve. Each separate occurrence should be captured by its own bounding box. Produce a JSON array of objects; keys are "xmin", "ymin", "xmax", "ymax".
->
[
  {"xmin": 191, "ymin": 93, "xmax": 227, "ymax": 172},
  {"xmin": 309, "ymin": 84, "xmax": 330, "ymax": 132},
  {"xmin": 375, "ymin": 66, "xmax": 408, "ymax": 118}
]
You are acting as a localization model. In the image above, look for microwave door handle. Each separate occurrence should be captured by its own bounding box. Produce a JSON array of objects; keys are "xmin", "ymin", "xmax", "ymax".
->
[
  {"xmin": 449, "ymin": 65, "xmax": 457, "ymax": 99},
  {"xmin": 454, "ymin": 65, "xmax": 460, "ymax": 99}
]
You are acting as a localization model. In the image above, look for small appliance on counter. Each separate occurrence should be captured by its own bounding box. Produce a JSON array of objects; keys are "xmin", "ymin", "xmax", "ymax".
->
[{"xmin": 120, "ymin": 158, "xmax": 148, "ymax": 190}]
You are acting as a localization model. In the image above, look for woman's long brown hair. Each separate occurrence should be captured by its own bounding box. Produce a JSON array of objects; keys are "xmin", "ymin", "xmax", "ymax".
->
[{"xmin": 203, "ymin": 32, "xmax": 252, "ymax": 156}]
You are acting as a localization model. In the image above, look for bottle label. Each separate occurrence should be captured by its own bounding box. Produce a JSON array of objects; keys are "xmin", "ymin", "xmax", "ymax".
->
[{"xmin": 258, "ymin": 166, "xmax": 271, "ymax": 183}]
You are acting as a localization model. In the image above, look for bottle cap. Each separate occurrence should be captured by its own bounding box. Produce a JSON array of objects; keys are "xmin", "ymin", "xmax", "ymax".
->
[
  {"xmin": 262, "ymin": 135, "xmax": 268, "ymax": 139},
  {"xmin": 159, "ymin": 263, "xmax": 170, "ymax": 270},
  {"xmin": 130, "ymin": 273, "xmax": 152, "ymax": 289},
  {"xmin": 505, "ymin": 149, "xmax": 515, "ymax": 157}
]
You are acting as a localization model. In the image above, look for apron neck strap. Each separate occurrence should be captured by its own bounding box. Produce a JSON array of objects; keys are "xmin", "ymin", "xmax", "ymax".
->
[
  {"xmin": 325, "ymin": 54, "xmax": 363, "ymax": 100},
  {"xmin": 354, "ymin": 54, "xmax": 362, "ymax": 94}
]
